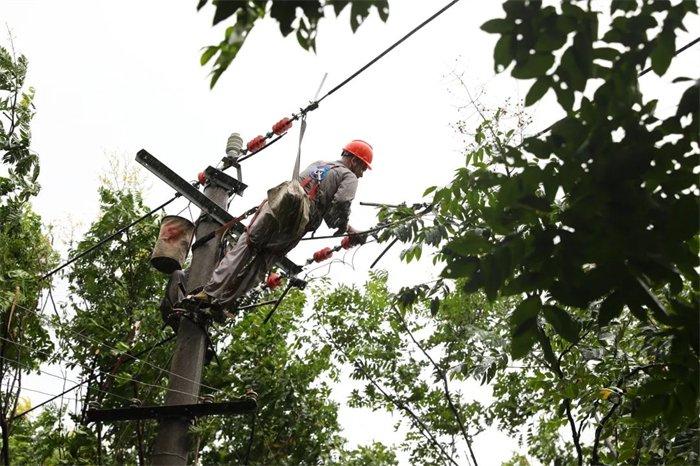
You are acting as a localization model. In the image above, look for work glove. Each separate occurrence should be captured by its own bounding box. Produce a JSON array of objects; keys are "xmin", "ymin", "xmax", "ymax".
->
[{"xmin": 342, "ymin": 225, "xmax": 367, "ymax": 249}]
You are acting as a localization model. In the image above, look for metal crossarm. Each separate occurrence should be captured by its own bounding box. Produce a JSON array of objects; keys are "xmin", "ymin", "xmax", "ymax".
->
[
  {"xmin": 136, "ymin": 149, "xmax": 301, "ymax": 275},
  {"xmin": 86, "ymin": 399, "xmax": 256, "ymax": 423}
]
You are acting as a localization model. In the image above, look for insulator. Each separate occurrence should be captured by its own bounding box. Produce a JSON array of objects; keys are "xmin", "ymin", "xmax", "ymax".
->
[
  {"xmin": 313, "ymin": 247, "xmax": 333, "ymax": 263},
  {"xmin": 197, "ymin": 171, "xmax": 207, "ymax": 185},
  {"xmin": 266, "ymin": 272, "xmax": 282, "ymax": 289},
  {"xmin": 272, "ymin": 117, "xmax": 292, "ymax": 135},
  {"xmin": 246, "ymin": 135, "xmax": 266, "ymax": 153},
  {"xmin": 226, "ymin": 132, "xmax": 243, "ymax": 158},
  {"xmin": 341, "ymin": 236, "xmax": 352, "ymax": 250}
]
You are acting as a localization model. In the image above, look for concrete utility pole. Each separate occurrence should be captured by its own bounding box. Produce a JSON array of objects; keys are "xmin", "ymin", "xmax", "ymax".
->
[{"xmin": 151, "ymin": 175, "xmax": 231, "ymax": 465}]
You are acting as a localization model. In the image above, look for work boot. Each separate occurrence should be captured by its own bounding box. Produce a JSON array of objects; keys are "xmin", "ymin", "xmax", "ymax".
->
[
  {"xmin": 186, "ymin": 290, "xmax": 212, "ymax": 307},
  {"xmin": 174, "ymin": 291, "xmax": 229, "ymax": 324}
]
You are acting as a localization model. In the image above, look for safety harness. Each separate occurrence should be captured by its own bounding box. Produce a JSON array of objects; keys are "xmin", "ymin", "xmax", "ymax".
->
[{"xmin": 300, "ymin": 162, "xmax": 338, "ymax": 201}]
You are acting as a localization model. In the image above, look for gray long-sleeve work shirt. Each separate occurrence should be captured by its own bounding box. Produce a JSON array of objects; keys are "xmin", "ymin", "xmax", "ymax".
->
[{"xmin": 300, "ymin": 159, "xmax": 358, "ymax": 233}]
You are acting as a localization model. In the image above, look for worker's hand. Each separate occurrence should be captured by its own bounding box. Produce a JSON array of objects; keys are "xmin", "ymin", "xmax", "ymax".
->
[{"xmin": 343, "ymin": 225, "xmax": 367, "ymax": 248}]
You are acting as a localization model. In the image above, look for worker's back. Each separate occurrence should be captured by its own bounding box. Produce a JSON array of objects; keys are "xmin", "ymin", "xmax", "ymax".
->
[{"xmin": 300, "ymin": 160, "xmax": 358, "ymax": 233}]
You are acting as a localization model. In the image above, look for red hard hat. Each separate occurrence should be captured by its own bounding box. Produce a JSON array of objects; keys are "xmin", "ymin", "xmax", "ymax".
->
[{"xmin": 343, "ymin": 140, "xmax": 373, "ymax": 169}]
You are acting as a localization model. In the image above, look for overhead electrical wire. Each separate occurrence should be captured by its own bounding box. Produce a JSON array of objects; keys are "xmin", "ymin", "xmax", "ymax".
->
[
  {"xmin": 36, "ymin": 0, "xmax": 462, "ymax": 281},
  {"xmin": 12, "ymin": 333, "xmax": 176, "ymax": 420},
  {"xmin": 11, "ymin": 300, "xmax": 224, "ymax": 398}
]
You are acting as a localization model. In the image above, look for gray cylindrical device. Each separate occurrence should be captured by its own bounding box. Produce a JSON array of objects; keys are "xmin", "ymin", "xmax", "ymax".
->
[{"xmin": 226, "ymin": 133, "xmax": 243, "ymax": 160}]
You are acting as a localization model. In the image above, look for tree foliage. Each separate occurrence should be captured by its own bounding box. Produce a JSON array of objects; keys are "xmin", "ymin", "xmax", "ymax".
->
[
  {"xmin": 370, "ymin": 0, "xmax": 698, "ymax": 463},
  {"xmin": 197, "ymin": 0, "xmax": 389, "ymax": 87},
  {"xmin": 12, "ymin": 174, "xmax": 394, "ymax": 464},
  {"xmin": 0, "ymin": 39, "xmax": 57, "ymax": 465}
]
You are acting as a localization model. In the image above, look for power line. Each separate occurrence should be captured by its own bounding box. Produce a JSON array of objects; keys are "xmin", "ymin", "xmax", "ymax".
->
[
  {"xmin": 12, "ymin": 334, "xmax": 175, "ymax": 420},
  {"xmin": 318, "ymin": 0, "xmax": 461, "ymax": 105},
  {"xmin": 0, "ymin": 351, "xmax": 133, "ymax": 405},
  {"xmin": 529, "ymin": 36, "xmax": 700, "ymax": 140},
  {"xmin": 11, "ymin": 300, "xmax": 223, "ymax": 398},
  {"xmin": 35, "ymin": 1, "xmax": 460, "ymax": 282},
  {"xmin": 19, "ymin": 386, "xmax": 79, "ymax": 404},
  {"xmin": 41, "ymin": 195, "xmax": 180, "ymax": 281}
]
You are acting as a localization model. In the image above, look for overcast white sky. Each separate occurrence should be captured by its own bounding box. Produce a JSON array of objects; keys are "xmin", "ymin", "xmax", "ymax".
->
[{"xmin": 2, "ymin": 0, "xmax": 698, "ymax": 464}]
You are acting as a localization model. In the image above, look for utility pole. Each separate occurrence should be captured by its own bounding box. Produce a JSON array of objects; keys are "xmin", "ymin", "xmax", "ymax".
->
[
  {"xmin": 151, "ymin": 177, "xmax": 229, "ymax": 465},
  {"xmin": 80, "ymin": 145, "xmax": 301, "ymax": 463}
]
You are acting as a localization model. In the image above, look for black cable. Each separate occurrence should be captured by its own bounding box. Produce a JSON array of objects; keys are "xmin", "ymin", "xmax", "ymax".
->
[
  {"xmin": 236, "ymin": 132, "xmax": 288, "ymax": 163},
  {"xmin": 370, "ymin": 237, "xmax": 399, "ymax": 269},
  {"xmin": 11, "ymin": 334, "xmax": 176, "ymax": 421},
  {"xmin": 530, "ymin": 36, "xmax": 700, "ymax": 140},
  {"xmin": 300, "ymin": 206, "xmax": 434, "ymax": 241},
  {"xmin": 639, "ymin": 36, "xmax": 699, "ymax": 77},
  {"xmin": 41, "ymin": 195, "xmax": 180, "ymax": 281},
  {"xmin": 317, "ymin": 0, "xmax": 461, "ymax": 105},
  {"xmin": 239, "ymin": 0, "xmax": 462, "ymax": 165}
]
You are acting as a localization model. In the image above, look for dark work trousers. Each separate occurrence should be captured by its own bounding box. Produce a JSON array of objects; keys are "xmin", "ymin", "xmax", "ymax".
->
[{"xmin": 203, "ymin": 202, "xmax": 303, "ymax": 309}]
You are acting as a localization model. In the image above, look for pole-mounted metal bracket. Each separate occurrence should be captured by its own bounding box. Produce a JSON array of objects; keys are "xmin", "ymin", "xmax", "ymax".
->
[
  {"xmin": 86, "ymin": 399, "xmax": 257, "ymax": 423},
  {"xmin": 136, "ymin": 149, "xmax": 301, "ymax": 275},
  {"xmin": 204, "ymin": 166, "xmax": 246, "ymax": 196}
]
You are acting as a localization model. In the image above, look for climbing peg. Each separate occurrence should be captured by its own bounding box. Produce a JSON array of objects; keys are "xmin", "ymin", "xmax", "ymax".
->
[
  {"xmin": 272, "ymin": 117, "xmax": 292, "ymax": 135},
  {"xmin": 246, "ymin": 135, "xmax": 267, "ymax": 153}
]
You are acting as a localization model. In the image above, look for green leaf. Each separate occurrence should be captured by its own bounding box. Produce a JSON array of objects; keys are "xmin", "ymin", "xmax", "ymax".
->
[
  {"xmin": 493, "ymin": 34, "xmax": 514, "ymax": 72},
  {"xmin": 350, "ymin": 1, "xmax": 371, "ymax": 32},
  {"xmin": 510, "ymin": 296, "xmax": 541, "ymax": 332},
  {"xmin": 332, "ymin": 0, "xmax": 350, "ymax": 16},
  {"xmin": 200, "ymin": 46, "xmax": 218, "ymax": 66},
  {"xmin": 445, "ymin": 232, "xmax": 490, "ymax": 255},
  {"xmin": 511, "ymin": 53, "xmax": 555, "ymax": 79},
  {"xmin": 650, "ymin": 31, "xmax": 675, "ymax": 76},
  {"xmin": 212, "ymin": 0, "xmax": 245, "ymax": 25},
  {"xmin": 598, "ymin": 290, "xmax": 624, "ymax": 326},
  {"xmin": 525, "ymin": 77, "xmax": 551, "ymax": 106},
  {"xmin": 441, "ymin": 257, "xmax": 479, "ymax": 279},
  {"xmin": 634, "ymin": 395, "xmax": 668, "ymax": 420},
  {"xmin": 536, "ymin": 327, "xmax": 558, "ymax": 369},
  {"xmin": 553, "ymin": 84, "xmax": 574, "ymax": 111},
  {"xmin": 270, "ymin": 2, "xmax": 299, "ymax": 36},
  {"xmin": 511, "ymin": 323, "xmax": 537, "ymax": 360},
  {"xmin": 637, "ymin": 379, "xmax": 676, "ymax": 396},
  {"xmin": 481, "ymin": 18, "xmax": 512, "ymax": 34},
  {"xmin": 429, "ymin": 298, "xmax": 440, "ymax": 317},
  {"xmin": 542, "ymin": 305, "xmax": 580, "ymax": 343}
]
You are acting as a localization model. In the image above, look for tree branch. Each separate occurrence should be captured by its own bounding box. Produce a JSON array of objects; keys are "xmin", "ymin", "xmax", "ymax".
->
[
  {"xmin": 392, "ymin": 306, "xmax": 478, "ymax": 466},
  {"xmin": 314, "ymin": 312, "xmax": 459, "ymax": 466}
]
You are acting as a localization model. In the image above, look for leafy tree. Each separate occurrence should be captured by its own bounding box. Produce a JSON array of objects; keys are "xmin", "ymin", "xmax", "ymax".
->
[
  {"xmin": 196, "ymin": 0, "xmax": 389, "ymax": 87},
  {"xmin": 370, "ymin": 1, "xmax": 698, "ymax": 463},
  {"xmin": 313, "ymin": 272, "xmax": 490, "ymax": 465},
  {"xmin": 53, "ymin": 182, "xmax": 169, "ymax": 465},
  {"xmin": 15, "ymin": 166, "xmax": 395, "ymax": 464},
  {"xmin": 0, "ymin": 39, "xmax": 57, "ymax": 465}
]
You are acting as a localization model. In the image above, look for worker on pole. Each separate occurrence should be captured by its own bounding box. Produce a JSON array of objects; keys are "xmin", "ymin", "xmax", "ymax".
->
[{"xmin": 178, "ymin": 139, "xmax": 373, "ymax": 314}]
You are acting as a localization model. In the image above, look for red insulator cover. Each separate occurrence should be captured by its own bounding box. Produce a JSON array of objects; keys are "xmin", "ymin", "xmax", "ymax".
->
[
  {"xmin": 197, "ymin": 171, "xmax": 207, "ymax": 185},
  {"xmin": 266, "ymin": 272, "xmax": 282, "ymax": 289},
  {"xmin": 341, "ymin": 236, "xmax": 352, "ymax": 250},
  {"xmin": 272, "ymin": 117, "xmax": 292, "ymax": 135},
  {"xmin": 313, "ymin": 247, "xmax": 333, "ymax": 263},
  {"xmin": 246, "ymin": 135, "xmax": 267, "ymax": 153}
]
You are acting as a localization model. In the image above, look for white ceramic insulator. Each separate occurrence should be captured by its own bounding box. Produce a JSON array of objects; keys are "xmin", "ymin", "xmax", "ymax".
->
[{"xmin": 226, "ymin": 132, "xmax": 243, "ymax": 159}]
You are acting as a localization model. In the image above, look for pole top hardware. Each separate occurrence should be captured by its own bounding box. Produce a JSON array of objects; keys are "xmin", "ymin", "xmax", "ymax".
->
[{"xmin": 204, "ymin": 166, "xmax": 247, "ymax": 195}]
